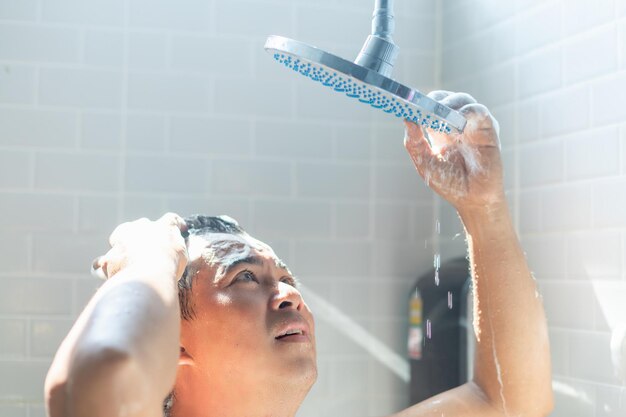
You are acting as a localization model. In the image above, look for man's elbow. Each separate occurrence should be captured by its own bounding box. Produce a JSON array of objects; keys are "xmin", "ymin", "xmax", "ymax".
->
[{"xmin": 48, "ymin": 345, "xmax": 155, "ymax": 417}]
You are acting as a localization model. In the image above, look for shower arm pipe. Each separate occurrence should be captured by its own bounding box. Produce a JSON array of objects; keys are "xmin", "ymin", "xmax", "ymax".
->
[
  {"xmin": 372, "ymin": 0, "xmax": 395, "ymax": 41},
  {"xmin": 354, "ymin": 0, "xmax": 400, "ymax": 78}
]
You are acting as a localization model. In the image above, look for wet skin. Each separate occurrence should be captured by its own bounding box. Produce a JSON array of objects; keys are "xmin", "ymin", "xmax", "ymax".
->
[{"xmin": 172, "ymin": 233, "xmax": 317, "ymax": 416}]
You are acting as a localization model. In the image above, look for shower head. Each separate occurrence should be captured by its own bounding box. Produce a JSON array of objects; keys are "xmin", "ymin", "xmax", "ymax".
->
[{"xmin": 264, "ymin": 2, "xmax": 466, "ymax": 133}]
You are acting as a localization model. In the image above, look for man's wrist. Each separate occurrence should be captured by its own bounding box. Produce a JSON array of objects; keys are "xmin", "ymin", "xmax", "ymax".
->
[{"xmin": 457, "ymin": 199, "xmax": 513, "ymax": 237}]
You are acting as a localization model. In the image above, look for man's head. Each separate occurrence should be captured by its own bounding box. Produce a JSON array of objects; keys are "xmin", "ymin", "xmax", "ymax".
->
[{"xmin": 166, "ymin": 215, "xmax": 317, "ymax": 417}]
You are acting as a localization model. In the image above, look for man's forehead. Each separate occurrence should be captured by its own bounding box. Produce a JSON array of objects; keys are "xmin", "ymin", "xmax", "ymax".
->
[{"xmin": 186, "ymin": 232, "xmax": 286, "ymax": 277}]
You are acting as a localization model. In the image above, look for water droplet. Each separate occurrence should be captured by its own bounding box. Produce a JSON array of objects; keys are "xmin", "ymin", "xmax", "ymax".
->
[
  {"xmin": 426, "ymin": 319, "xmax": 432, "ymax": 339},
  {"xmin": 447, "ymin": 291, "xmax": 453, "ymax": 309},
  {"xmin": 435, "ymin": 220, "xmax": 441, "ymax": 234},
  {"xmin": 434, "ymin": 269, "xmax": 440, "ymax": 286}
]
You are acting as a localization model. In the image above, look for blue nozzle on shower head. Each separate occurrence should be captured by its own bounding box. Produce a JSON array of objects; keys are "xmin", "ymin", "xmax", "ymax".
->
[{"xmin": 264, "ymin": 35, "xmax": 467, "ymax": 133}]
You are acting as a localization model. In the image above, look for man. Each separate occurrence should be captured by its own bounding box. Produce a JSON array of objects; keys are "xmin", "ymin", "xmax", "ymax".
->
[{"xmin": 44, "ymin": 92, "xmax": 554, "ymax": 417}]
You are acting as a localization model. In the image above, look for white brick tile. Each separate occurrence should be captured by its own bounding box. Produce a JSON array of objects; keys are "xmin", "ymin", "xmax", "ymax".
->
[
  {"xmin": 128, "ymin": 72, "xmax": 210, "ymax": 112},
  {"xmin": 411, "ymin": 204, "xmax": 434, "ymax": 240},
  {"xmin": 562, "ymin": 0, "xmax": 616, "ymax": 36},
  {"xmin": 0, "ymin": 360, "xmax": 49, "ymax": 400},
  {"xmin": 373, "ymin": 203, "xmax": 411, "ymax": 240},
  {"xmin": 620, "ymin": 0, "xmax": 626, "ymax": 15},
  {"xmin": 542, "ymin": 184, "xmax": 592, "ymax": 231},
  {"xmin": 492, "ymin": 104, "xmax": 516, "ymax": 149},
  {"xmin": 0, "ymin": 193, "xmax": 74, "ymax": 231},
  {"xmin": 171, "ymin": 36, "xmax": 252, "ymax": 76},
  {"xmin": 125, "ymin": 155, "xmax": 209, "ymax": 194},
  {"xmin": 0, "ymin": 404, "xmax": 26, "ymax": 417},
  {"xmin": 372, "ymin": 125, "xmax": 406, "ymax": 162},
  {"xmin": 334, "ymin": 202, "xmax": 370, "ymax": 238},
  {"xmin": 622, "ymin": 126, "xmax": 626, "ymax": 175},
  {"xmin": 518, "ymin": 46, "xmax": 562, "ymax": 98},
  {"xmin": 0, "ymin": 64, "xmax": 35, "ymax": 104},
  {"xmin": 593, "ymin": 179, "xmax": 626, "ymax": 227},
  {"xmin": 592, "ymin": 73, "xmax": 626, "ymax": 126},
  {"xmin": 296, "ymin": 162, "xmax": 369, "ymax": 200},
  {"xmin": 331, "ymin": 277, "xmax": 371, "ymax": 317},
  {"xmin": 216, "ymin": 78, "xmax": 293, "ymax": 118},
  {"xmin": 368, "ymin": 280, "xmax": 412, "ymax": 318},
  {"xmin": 0, "ymin": 108, "xmax": 77, "ymax": 148},
  {"xmin": 375, "ymin": 163, "xmax": 431, "ymax": 202},
  {"xmin": 170, "ymin": 116, "xmax": 252, "ymax": 156},
  {"xmin": 126, "ymin": 113, "xmax": 166, "ymax": 151},
  {"xmin": 373, "ymin": 241, "xmax": 432, "ymax": 278},
  {"xmin": 334, "ymin": 125, "xmax": 372, "ymax": 161},
  {"xmin": 620, "ymin": 22, "xmax": 626, "ymax": 69},
  {"xmin": 28, "ymin": 404, "xmax": 45, "ymax": 417},
  {"xmin": 567, "ymin": 231, "xmax": 621, "ymax": 280},
  {"xmin": 517, "ymin": 99, "xmax": 541, "ymax": 143},
  {"xmin": 548, "ymin": 329, "xmax": 569, "ymax": 375},
  {"xmin": 569, "ymin": 331, "xmax": 619, "ymax": 384},
  {"xmin": 129, "ymin": 0, "xmax": 210, "ymax": 31},
  {"xmin": 0, "ymin": 0, "xmax": 38, "ymax": 20},
  {"xmin": 551, "ymin": 377, "xmax": 596, "ymax": 416},
  {"xmin": 442, "ymin": 2, "xmax": 479, "ymax": 47},
  {"xmin": 33, "ymin": 234, "xmax": 106, "ymax": 274},
  {"xmin": 217, "ymin": 0, "xmax": 293, "ymax": 38},
  {"xmin": 0, "ymin": 232, "xmax": 29, "ymax": 272},
  {"xmin": 478, "ymin": 63, "xmax": 516, "ymax": 107},
  {"xmin": 491, "ymin": 21, "xmax": 518, "ymax": 65},
  {"xmin": 395, "ymin": 15, "xmax": 437, "ymax": 54},
  {"xmin": 565, "ymin": 126, "xmax": 620, "ymax": 180},
  {"xmin": 401, "ymin": 53, "xmax": 437, "ymax": 91},
  {"xmin": 0, "ymin": 150, "xmax": 31, "ymax": 188},
  {"xmin": 0, "ymin": 277, "xmax": 73, "ymax": 315},
  {"xmin": 521, "ymin": 234, "xmax": 567, "ymax": 278},
  {"xmin": 519, "ymin": 189, "xmax": 543, "ymax": 233},
  {"xmin": 30, "ymin": 319, "xmax": 72, "ymax": 358},
  {"xmin": 0, "ymin": 23, "xmax": 79, "ymax": 62},
  {"xmin": 84, "ymin": 29, "xmax": 124, "ymax": 68},
  {"xmin": 42, "ymin": 0, "xmax": 123, "ymax": 26},
  {"xmin": 128, "ymin": 32, "xmax": 167, "ymax": 70},
  {"xmin": 516, "ymin": 2, "xmax": 562, "ymax": 54},
  {"xmin": 540, "ymin": 86, "xmax": 590, "ymax": 137},
  {"xmin": 591, "ymin": 281, "xmax": 626, "ymax": 331},
  {"xmin": 519, "ymin": 140, "xmax": 564, "ymax": 187},
  {"xmin": 564, "ymin": 26, "xmax": 618, "ymax": 85},
  {"xmin": 122, "ymin": 195, "xmax": 166, "ymax": 221},
  {"xmin": 212, "ymin": 159, "xmax": 290, "ymax": 197},
  {"xmin": 74, "ymin": 278, "xmax": 101, "ymax": 314},
  {"xmin": 255, "ymin": 120, "xmax": 332, "ymax": 159},
  {"xmin": 293, "ymin": 240, "xmax": 372, "ymax": 277},
  {"xmin": 39, "ymin": 68, "xmax": 123, "ymax": 108},
  {"xmin": 251, "ymin": 200, "xmax": 331, "ymax": 239},
  {"xmin": 35, "ymin": 152, "xmax": 119, "ymax": 192},
  {"xmin": 502, "ymin": 148, "xmax": 516, "ymax": 191},
  {"xmin": 596, "ymin": 384, "xmax": 626, "ymax": 416},
  {"xmin": 539, "ymin": 281, "xmax": 595, "ymax": 329},
  {"xmin": 438, "ymin": 202, "xmax": 463, "ymax": 238},
  {"xmin": 78, "ymin": 195, "xmax": 119, "ymax": 233},
  {"xmin": 81, "ymin": 112, "xmax": 122, "ymax": 150},
  {"xmin": 0, "ymin": 319, "xmax": 26, "ymax": 357},
  {"xmin": 165, "ymin": 197, "xmax": 250, "ymax": 227}
]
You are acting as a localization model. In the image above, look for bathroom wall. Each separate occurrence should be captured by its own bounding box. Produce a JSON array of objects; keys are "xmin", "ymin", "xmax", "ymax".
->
[
  {"xmin": 0, "ymin": 1, "xmax": 439, "ymax": 416},
  {"xmin": 438, "ymin": 1, "xmax": 626, "ymax": 416}
]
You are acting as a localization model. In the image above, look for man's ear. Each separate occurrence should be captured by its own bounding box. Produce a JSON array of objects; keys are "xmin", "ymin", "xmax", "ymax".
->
[{"xmin": 178, "ymin": 346, "xmax": 194, "ymax": 366}]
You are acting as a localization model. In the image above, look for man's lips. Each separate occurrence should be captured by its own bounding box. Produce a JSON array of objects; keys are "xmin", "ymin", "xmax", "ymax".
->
[{"xmin": 274, "ymin": 319, "xmax": 311, "ymax": 343}]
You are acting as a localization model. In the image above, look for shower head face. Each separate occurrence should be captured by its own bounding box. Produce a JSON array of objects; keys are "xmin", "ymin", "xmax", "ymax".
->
[{"xmin": 264, "ymin": 35, "xmax": 467, "ymax": 133}]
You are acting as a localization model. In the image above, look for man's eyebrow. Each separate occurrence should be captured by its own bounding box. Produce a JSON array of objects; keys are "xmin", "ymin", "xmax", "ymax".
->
[{"xmin": 222, "ymin": 255, "xmax": 264, "ymax": 276}]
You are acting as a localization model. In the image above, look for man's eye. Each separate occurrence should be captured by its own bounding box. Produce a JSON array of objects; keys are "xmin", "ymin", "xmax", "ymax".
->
[
  {"xmin": 234, "ymin": 270, "xmax": 258, "ymax": 284},
  {"xmin": 280, "ymin": 277, "xmax": 297, "ymax": 287}
]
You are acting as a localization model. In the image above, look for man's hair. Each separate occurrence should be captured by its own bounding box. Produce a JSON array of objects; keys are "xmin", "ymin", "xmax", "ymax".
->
[
  {"xmin": 178, "ymin": 214, "xmax": 245, "ymax": 320},
  {"xmin": 163, "ymin": 214, "xmax": 245, "ymax": 417}
]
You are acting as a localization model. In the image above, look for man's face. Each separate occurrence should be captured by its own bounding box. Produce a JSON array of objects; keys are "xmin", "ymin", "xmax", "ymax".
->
[{"xmin": 177, "ymin": 232, "xmax": 317, "ymax": 407}]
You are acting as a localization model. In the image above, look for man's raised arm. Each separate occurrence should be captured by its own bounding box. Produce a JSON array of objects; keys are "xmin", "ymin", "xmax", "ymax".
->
[
  {"xmin": 44, "ymin": 214, "xmax": 188, "ymax": 417},
  {"xmin": 392, "ymin": 92, "xmax": 553, "ymax": 417}
]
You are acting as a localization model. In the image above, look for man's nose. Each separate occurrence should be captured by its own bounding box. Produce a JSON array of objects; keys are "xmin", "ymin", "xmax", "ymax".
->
[{"xmin": 271, "ymin": 282, "xmax": 303, "ymax": 311}]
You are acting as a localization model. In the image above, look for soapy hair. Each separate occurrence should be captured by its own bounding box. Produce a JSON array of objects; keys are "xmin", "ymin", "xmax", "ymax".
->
[{"xmin": 163, "ymin": 214, "xmax": 245, "ymax": 417}]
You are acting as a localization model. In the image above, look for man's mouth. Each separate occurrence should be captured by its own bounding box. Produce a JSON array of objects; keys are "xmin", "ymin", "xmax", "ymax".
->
[
  {"xmin": 274, "ymin": 321, "xmax": 310, "ymax": 343},
  {"xmin": 275, "ymin": 328, "xmax": 305, "ymax": 339}
]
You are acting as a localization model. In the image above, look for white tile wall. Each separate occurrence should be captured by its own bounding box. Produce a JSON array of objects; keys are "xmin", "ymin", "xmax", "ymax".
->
[{"xmin": 441, "ymin": 1, "xmax": 626, "ymax": 416}]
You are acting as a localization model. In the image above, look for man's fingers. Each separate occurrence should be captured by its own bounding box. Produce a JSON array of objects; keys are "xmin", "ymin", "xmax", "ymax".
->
[
  {"xmin": 459, "ymin": 103, "xmax": 501, "ymax": 148},
  {"xmin": 109, "ymin": 217, "xmax": 150, "ymax": 247},
  {"xmin": 427, "ymin": 90, "xmax": 453, "ymax": 101},
  {"xmin": 157, "ymin": 212, "xmax": 188, "ymax": 237},
  {"xmin": 440, "ymin": 92, "xmax": 477, "ymax": 111},
  {"xmin": 404, "ymin": 120, "xmax": 442, "ymax": 178}
]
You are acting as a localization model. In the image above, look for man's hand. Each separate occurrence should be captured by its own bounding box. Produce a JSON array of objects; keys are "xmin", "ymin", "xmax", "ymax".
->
[
  {"xmin": 404, "ymin": 91, "xmax": 504, "ymax": 214},
  {"xmin": 92, "ymin": 212, "xmax": 189, "ymax": 281}
]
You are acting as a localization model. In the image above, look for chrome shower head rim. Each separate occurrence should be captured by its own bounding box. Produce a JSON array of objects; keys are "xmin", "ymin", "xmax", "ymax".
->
[{"xmin": 264, "ymin": 35, "xmax": 467, "ymax": 133}]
